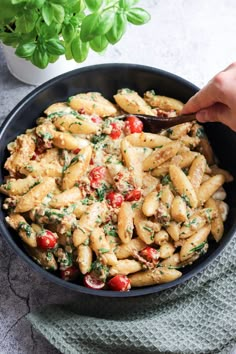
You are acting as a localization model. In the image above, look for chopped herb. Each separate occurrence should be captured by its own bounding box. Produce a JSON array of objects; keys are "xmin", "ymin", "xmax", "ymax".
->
[
  {"xmin": 69, "ymin": 121, "xmax": 82, "ymax": 126},
  {"xmin": 143, "ymin": 226, "xmax": 153, "ymax": 233},
  {"xmin": 46, "ymin": 251, "xmax": 53, "ymax": 261},
  {"xmin": 196, "ymin": 127, "xmax": 206, "ymax": 138},
  {"xmin": 38, "ymin": 131, "xmax": 53, "ymax": 140},
  {"xmin": 81, "ymin": 197, "xmax": 94, "ymax": 205},
  {"xmin": 25, "ymin": 165, "xmax": 34, "ymax": 172},
  {"xmin": 105, "ymin": 155, "xmax": 113, "ymax": 164},
  {"xmin": 18, "ymin": 222, "xmax": 31, "ymax": 237},
  {"xmin": 68, "ymin": 96, "xmax": 74, "ymax": 103},
  {"xmin": 96, "ymin": 183, "xmax": 108, "ymax": 202},
  {"xmin": 83, "ymin": 238, "xmax": 90, "ymax": 246},
  {"xmin": 184, "ymin": 217, "xmax": 198, "ymax": 228},
  {"xmin": 99, "ymin": 248, "xmax": 110, "ymax": 254},
  {"xmin": 77, "ymin": 226, "xmax": 85, "ymax": 234},
  {"xmin": 205, "ymin": 208, "xmax": 213, "ymax": 222},
  {"xmin": 131, "ymin": 202, "xmax": 140, "ymax": 210},
  {"xmin": 5, "ymin": 181, "xmax": 12, "ymax": 190},
  {"xmin": 167, "ymin": 128, "xmax": 173, "ymax": 135},
  {"xmin": 91, "ymin": 134, "xmax": 106, "ymax": 144},
  {"xmin": 155, "ymin": 145, "xmax": 163, "ymax": 149},
  {"xmin": 90, "ymin": 260, "xmax": 109, "ymax": 280},
  {"xmin": 47, "ymin": 111, "xmax": 67, "ymax": 119},
  {"xmin": 96, "ymin": 215, "xmax": 102, "ymax": 224},
  {"xmin": 45, "ymin": 209, "xmax": 65, "ymax": 219},
  {"xmin": 103, "ymin": 223, "xmax": 118, "ymax": 237},
  {"xmin": 162, "ymin": 174, "xmax": 171, "ymax": 185},
  {"xmin": 181, "ymin": 193, "xmax": 191, "ymax": 206},
  {"xmin": 189, "ymin": 242, "xmax": 206, "ymax": 253}
]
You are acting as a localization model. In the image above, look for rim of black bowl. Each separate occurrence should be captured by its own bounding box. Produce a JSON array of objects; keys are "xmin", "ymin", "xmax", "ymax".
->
[{"xmin": 0, "ymin": 63, "xmax": 234, "ymax": 298}]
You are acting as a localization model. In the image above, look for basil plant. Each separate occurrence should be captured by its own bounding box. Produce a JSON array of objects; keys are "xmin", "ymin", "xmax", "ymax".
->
[{"xmin": 0, "ymin": 0, "xmax": 150, "ymax": 68}]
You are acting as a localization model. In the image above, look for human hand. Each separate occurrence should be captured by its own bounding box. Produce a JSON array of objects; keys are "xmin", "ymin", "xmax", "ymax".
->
[{"xmin": 182, "ymin": 62, "xmax": 236, "ymax": 131}]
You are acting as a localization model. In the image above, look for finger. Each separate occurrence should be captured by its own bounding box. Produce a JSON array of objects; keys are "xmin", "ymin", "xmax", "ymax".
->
[
  {"xmin": 196, "ymin": 103, "xmax": 236, "ymax": 130},
  {"xmin": 181, "ymin": 82, "xmax": 219, "ymax": 115}
]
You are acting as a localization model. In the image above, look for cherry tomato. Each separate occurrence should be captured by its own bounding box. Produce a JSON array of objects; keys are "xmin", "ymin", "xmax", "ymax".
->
[
  {"xmin": 107, "ymin": 275, "xmax": 131, "ymax": 292},
  {"xmin": 124, "ymin": 189, "xmax": 141, "ymax": 201},
  {"xmin": 106, "ymin": 191, "xmax": 124, "ymax": 208},
  {"xmin": 140, "ymin": 247, "xmax": 160, "ymax": 263},
  {"xmin": 84, "ymin": 272, "xmax": 105, "ymax": 290},
  {"xmin": 73, "ymin": 148, "xmax": 80, "ymax": 154},
  {"xmin": 61, "ymin": 266, "xmax": 79, "ymax": 281},
  {"xmin": 91, "ymin": 116, "xmax": 103, "ymax": 124},
  {"xmin": 89, "ymin": 166, "xmax": 106, "ymax": 188},
  {"xmin": 125, "ymin": 115, "xmax": 143, "ymax": 134},
  {"xmin": 37, "ymin": 230, "xmax": 57, "ymax": 249},
  {"xmin": 110, "ymin": 122, "xmax": 122, "ymax": 139}
]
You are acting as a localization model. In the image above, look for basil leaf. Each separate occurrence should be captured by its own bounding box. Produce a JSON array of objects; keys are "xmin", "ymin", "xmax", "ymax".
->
[
  {"xmin": 85, "ymin": 0, "xmax": 103, "ymax": 12},
  {"xmin": 119, "ymin": 0, "xmax": 139, "ymax": 10},
  {"xmin": 62, "ymin": 23, "xmax": 75, "ymax": 43},
  {"xmin": 48, "ymin": 54, "xmax": 59, "ymax": 63},
  {"xmin": 106, "ymin": 12, "xmax": 127, "ymax": 44},
  {"xmin": 33, "ymin": 0, "xmax": 46, "ymax": 8},
  {"xmin": 64, "ymin": 42, "xmax": 73, "ymax": 60},
  {"xmin": 0, "ymin": 32, "xmax": 21, "ymax": 47},
  {"xmin": 11, "ymin": 0, "xmax": 27, "ymax": 3},
  {"xmin": 80, "ymin": 12, "xmax": 100, "ymax": 42},
  {"xmin": 42, "ymin": 3, "xmax": 54, "ymax": 26},
  {"xmin": 80, "ymin": 10, "xmax": 115, "ymax": 42},
  {"xmin": 37, "ymin": 22, "xmax": 61, "ymax": 39},
  {"xmin": 90, "ymin": 35, "xmax": 108, "ymax": 52},
  {"xmin": 97, "ymin": 9, "xmax": 115, "ymax": 36},
  {"xmin": 32, "ymin": 46, "xmax": 49, "ymax": 68},
  {"xmin": 15, "ymin": 10, "xmax": 39, "ymax": 33},
  {"xmin": 71, "ymin": 35, "xmax": 89, "ymax": 62},
  {"xmin": 127, "ymin": 7, "xmax": 151, "ymax": 25},
  {"xmin": 51, "ymin": 3, "xmax": 65, "ymax": 23},
  {"xmin": 15, "ymin": 42, "xmax": 36, "ymax": 58},
  {"xmin": 46, "ymin": 38, "xmax": 65, "ymax": 55}
]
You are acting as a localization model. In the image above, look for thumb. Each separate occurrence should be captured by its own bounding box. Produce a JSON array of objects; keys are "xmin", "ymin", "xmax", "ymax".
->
[{"xmin": 196, "ymin": 103, "xmax": 233, "ymax": 128}]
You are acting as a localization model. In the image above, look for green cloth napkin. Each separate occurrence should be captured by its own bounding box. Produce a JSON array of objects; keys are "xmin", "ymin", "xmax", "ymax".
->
[{"xmin": 28, "ymin": 234, "xmax": 236, "ymax": 354}]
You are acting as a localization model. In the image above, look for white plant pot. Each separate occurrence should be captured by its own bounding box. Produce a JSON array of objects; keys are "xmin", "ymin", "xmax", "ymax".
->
[{"xmin": 2, "ymin": 44, "xmax": 81, "ymax": 86}]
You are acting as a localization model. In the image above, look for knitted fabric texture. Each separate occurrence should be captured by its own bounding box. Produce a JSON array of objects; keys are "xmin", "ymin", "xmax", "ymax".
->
[{"xmin": 28, "ymin": 235, "xmax": 236, "ymax": 354}]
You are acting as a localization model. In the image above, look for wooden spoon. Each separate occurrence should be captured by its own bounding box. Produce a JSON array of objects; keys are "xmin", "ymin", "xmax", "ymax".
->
[{"xmin": 120, "ymin": 113, "xmax": 196, "ymax": 133}]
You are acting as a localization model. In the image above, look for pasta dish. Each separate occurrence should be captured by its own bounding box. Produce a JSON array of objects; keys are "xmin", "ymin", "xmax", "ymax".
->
[{"xmin": 0, "ymin": 89, "xmax": 232, "ymax": 291}]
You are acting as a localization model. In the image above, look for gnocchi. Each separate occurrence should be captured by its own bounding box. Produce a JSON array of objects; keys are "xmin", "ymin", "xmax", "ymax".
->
[{"xmin": 1, "ymin": 88, "xmax": 232, "ymax": 292}]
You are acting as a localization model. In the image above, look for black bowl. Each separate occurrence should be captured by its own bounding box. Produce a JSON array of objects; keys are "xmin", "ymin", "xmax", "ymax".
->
[{"xmin": 1, "ymin": 63, "xmax": 236, "ymax": 297}]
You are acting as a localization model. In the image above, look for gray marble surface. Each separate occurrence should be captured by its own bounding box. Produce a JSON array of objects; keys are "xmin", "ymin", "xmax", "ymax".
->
[{"xmin": 1, "ymin": 1, "xmax": 236, "ymax": 353}]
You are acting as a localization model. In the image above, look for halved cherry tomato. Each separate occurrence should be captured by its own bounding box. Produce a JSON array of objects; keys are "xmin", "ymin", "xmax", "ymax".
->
[
  {"xmin": 107, "ymin": 275, "xmax": 131, "ymax": 292},
  {"xmin": 140, "ymin": 247, "xmax": 160, "ymax": 263},
  {"xmin": 84, "ymin": 272, "xmax": 105, "ymax": 289},
  {"xmin": 91, "ymin": 116, "xmax": 103, "ymax": 124},
  {"xmin": 125, "ymin": 115, "xmax": 143, "ymax": 134},
  {"xmin": 37, "ymin": 230, "xmax": 57, "ymax": 249},
  {"xmin": 124, "ymin": 189, "xmax": 141, "ymax": 201},
  {"xmin": 61, "ymin": 266, "xmax": 79, "ymax": 281},
  {"xmin": 73, "ymin": 148, "xmax": 80, "ymax": 154},
  {"xmin": 89, "ymin": 166, "xmax": 106, "ymax": 188},
  {"xmin": 110, "ymin": 123, "xmax": 122, "ymax": 139},
  {"xmin": 106, "ymin": 191, "xmax": 124, "ymax": 208}
]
